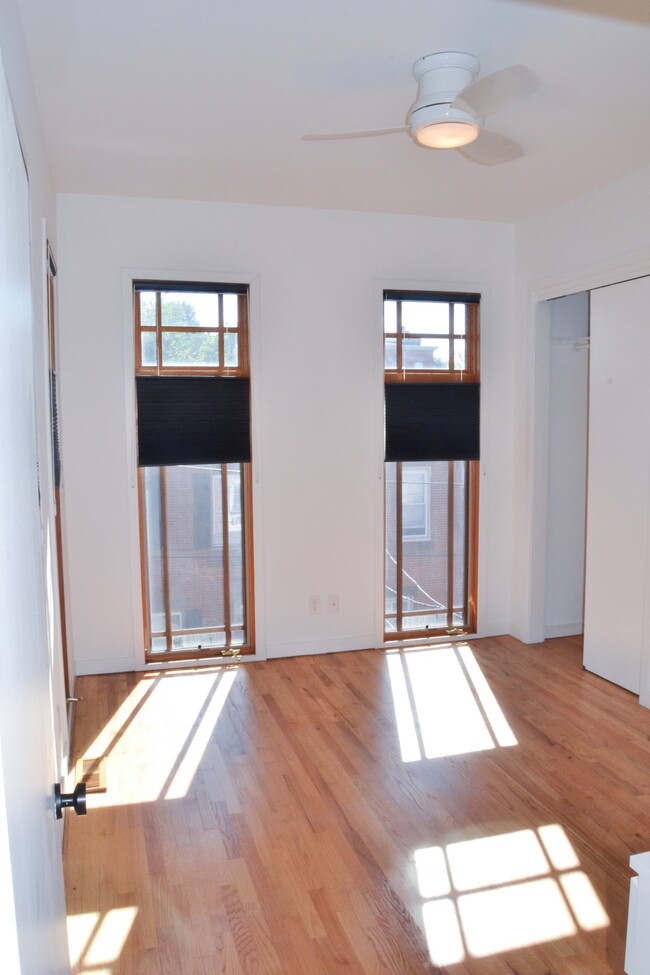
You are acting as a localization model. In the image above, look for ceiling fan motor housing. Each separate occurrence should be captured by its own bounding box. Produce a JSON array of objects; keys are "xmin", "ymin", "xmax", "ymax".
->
[{"xmin": 409, "ymin": 51, "xmax": 481, "ymax": 147}]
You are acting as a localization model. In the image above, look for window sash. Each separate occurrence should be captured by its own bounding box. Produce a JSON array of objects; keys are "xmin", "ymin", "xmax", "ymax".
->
[
  {"xmin": 384, "ymin": 294, "xmax": 479, "ymax": 382},
  {"xmin": 385, "ymin": 460, "xmax": 477, "ymax": 639},
  {"xmin": 139, "ymin": 463, "xmax": 254, "ymax": 659},
  {"xmin": 134, "ymin": 285, "xmax": 249, "ymax": 376}
]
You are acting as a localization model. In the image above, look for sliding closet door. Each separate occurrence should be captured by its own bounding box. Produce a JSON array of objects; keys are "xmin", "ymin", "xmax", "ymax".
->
[{"xmin": 583, "ymin": 276, "xmax": 650, "ymax": 693}]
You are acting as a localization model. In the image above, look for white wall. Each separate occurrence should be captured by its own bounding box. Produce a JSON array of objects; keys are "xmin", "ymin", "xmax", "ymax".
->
[
  {"xmin": 545, "ymin": 292, "xmax": 589, "ymax": 637},
  {"xmin": 513, "ymin": 163, "xmax": 650, "ymax": 707},
  {"xmin": 56, "ymin": 194, "xmax": 516, "ymax": 673}
]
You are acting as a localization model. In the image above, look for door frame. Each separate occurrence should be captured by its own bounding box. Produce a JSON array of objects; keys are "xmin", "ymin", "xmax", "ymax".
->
[
  {"xmin": 121, "ymin": 267, "xmax": 267, "ymax": 669},
  {"xmin": 524, "ymin": 247, "xmax": 650, "ymax": 711}
]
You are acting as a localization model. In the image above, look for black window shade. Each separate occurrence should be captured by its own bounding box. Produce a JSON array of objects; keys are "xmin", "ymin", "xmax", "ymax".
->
[
  {"xmin": 134, "ymin": 280, "xmax": 247, "ymax": 295},
  {"xmin": 385, "ymin": 382, "xmax": 480, "ymax": 462},
  {"xmin": 383, "ymin": 289, "xmax": 480, "ymax": 304},
  {"xmin": 136, "ymin": 376, "xmax": 251, "ymax": 467}
]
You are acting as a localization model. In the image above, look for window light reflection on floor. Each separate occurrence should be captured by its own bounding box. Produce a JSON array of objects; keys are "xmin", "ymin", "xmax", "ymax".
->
[
  {"xmin": 415, "ymin": 825, "xmax": 610, "ymax": 966},
  {"xmin": 164, "ymin": 667, "xmax": 237, "ymax": 799},
  {"xmin": 68, "ymin": 907, "xmax": 138, "ymax": 972},
  {"xmin": 78, "ymin": 666, "xmax": 238, "ymax": 807},
  {"xmin": 387, "ymin": 643, "xmax": 517, "ymax": 762}
]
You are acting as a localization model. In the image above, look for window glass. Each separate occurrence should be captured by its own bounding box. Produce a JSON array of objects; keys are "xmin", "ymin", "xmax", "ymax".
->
[
  {"xmin": 141, "ymin": 332, "xmax": 157, "ymax": 367},
  {"xmin": 161, "ymin": 292, "xmax": 219, "ymax": 328},
  {"xmin": 161, "ymin": 332, "xmax": 219, "ymax": 367},
  {"xmin": 403, "ymin": 467, "xmax": 429, "ymax": 539},
  {"xmin": 403, "ymin": 336, "xmax": 449, "ymax": 370},
  {"xmin": 454, "ymin": 303, "xmax": 466, "ymax": 335},
  {"xmin": 223, "ymin": 293, "xmax": 239, "ymax": 327},
  {"xmin": 402, "ymin": 301, "xmax": 449, "ymax": 335},
  {"xmin": 384, "ymin": 299, "xmax": 397, "ymax": 333},
  {"xmin": 384, "ymin": 337, "xmax": 397, "ymax": 369},
  {"xmin": 224, "ymin": 332, "xmax": 239, "ymax": 368},
  {"xmin": 140, "ymin": 291, "xmax": 156, "ymax": 326}
]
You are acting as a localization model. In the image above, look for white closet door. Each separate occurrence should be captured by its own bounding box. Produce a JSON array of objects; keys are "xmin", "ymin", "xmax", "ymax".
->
[{"xmin": 583, "ymin": 276, "xmax": 650, "ymax": 693}]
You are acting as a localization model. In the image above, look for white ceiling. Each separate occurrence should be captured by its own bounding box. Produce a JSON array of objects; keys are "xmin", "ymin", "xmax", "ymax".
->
[{"xmin": 17, "ymin": 0, "xmax": 650, "ymax": 221}]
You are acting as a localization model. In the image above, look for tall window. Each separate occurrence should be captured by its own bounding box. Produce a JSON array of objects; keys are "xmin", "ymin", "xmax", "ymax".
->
[
  {"xmin": 134, "ymin": 282, "xmax": 254, "ymax": 660},
  {"xmin": 384, "ymin": 291, "xmax": 479, "ymax": 639}
]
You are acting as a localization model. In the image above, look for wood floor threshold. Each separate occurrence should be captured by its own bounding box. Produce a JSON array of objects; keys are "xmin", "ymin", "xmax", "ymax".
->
[{"xmin": 64, "ymin": 635, "xmax": 649, "ymax": 974}]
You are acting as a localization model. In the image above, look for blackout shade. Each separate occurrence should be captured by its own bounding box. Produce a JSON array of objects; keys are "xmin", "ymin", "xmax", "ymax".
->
[
  {"xmin": 384, "ymin": 289, "xmax": 480, "ymax": 304},
  {"xmin": 385, "ymin": 382, "xmax": 480, "ymax": 461},
  {"xmin": 134, "ymin": 280, "xmax": 247, "ymax": 295},
  {"xmin": 136, "ymin": 376, "xmax": 250, "ymax": 467}
]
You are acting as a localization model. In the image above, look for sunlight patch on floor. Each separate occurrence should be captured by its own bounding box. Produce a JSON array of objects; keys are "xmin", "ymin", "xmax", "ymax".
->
[
  {"xmin": 78, "ymin": 665, "xmax": 238, "ymax": 807},
  {"xmin": 415, "ymin": 825, "xmax": 610, "ymax": 966},
  {"xmin": 164, "ymin": 667, "xmax": 237, "ymax": 799},
  {"xmin": 458, "ymin": 878, "xmax": 577, "ymax": 957},
  {"xmin": 387, "ymin": 643, "xmax": 517, "ymax": 761},
  {"xmin": 68, "ymin": 907, "xmax": 137, "ymax": 973}
]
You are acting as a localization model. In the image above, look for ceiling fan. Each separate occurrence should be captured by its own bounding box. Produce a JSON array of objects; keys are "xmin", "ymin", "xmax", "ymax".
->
[{"xmin": 303, "ymin": 51, "xmax": 539, "ymax": 166}]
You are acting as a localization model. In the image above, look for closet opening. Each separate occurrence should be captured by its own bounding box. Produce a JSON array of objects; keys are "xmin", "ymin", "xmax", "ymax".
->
[{"xmin": 543, "ymin": 292, "xmax": 589, "ymax": 640}]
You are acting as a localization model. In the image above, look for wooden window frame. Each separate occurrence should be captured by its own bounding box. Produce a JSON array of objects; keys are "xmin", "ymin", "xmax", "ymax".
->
[
  {"xmin": 134, "ymin": 282, "xmax": 254, "ymax": 662},
  {"xmin": 385, "ymin": 298, "xmax": 479, "ymax": 385},
  {"xmin": 137, "ymin": 464, "xmax": 254, "ymax": 662},
  {"xmin": 135, "ymin": 284, "xmax": 249, "ymax": 378},
  {"xmin": 384, "ymin": 291, "xmax": 479, "ymax": 642}
]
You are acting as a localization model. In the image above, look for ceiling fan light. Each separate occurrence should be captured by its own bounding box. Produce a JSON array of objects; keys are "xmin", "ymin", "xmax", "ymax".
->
[
  {"xmin": 409, "ymin": 102, "xmax": 481, "ymax": 150},
  {"xmin": 416, "ymin": 120, "xmax": 480, "ymax": 149}
]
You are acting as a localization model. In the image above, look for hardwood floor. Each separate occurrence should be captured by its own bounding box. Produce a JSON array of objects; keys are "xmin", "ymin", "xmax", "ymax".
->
[{"xmin": 64, "ymin": 636, "xmax": 650, "ymax": 974}]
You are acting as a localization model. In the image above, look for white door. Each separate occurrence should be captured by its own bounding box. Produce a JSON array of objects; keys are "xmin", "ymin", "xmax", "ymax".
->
[
  {"xmin": 0, "ymin": 57, "xmax": 70, "ymax": 974},
  {"xmin": 583, "ymin": 276, "xmax": 650, "ymax": 694}
]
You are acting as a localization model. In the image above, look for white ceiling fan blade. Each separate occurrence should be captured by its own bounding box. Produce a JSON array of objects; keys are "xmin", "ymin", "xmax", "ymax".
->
[
  {"xmin": 453, "ymin": 65, "xmax": 539, "ymax": 117},
  {"xmin": 302, "ymin": 126, "xmax": 408, "ymax": 141},
  {"xmin": 457, "ymin": 130, "xmax": 524, "ymax": 166}
]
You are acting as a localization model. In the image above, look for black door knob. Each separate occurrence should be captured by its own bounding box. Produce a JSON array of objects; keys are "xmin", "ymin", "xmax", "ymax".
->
[{"xmin": 54, "ymin": 782, "xmax": 87, "ymax": 819}]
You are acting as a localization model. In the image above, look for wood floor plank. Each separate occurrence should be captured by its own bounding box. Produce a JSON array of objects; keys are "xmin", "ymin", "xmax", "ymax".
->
[{"xmin": 64, "ymin": 637, "xmax": 650, "ymax": 974}]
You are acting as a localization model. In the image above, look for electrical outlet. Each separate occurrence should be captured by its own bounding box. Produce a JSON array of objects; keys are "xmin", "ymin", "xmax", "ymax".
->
[
  {"xmin": 327, "ymin": 594, "xmax": 339, "ymax": 613},
  {"xmin": 308, "ymin": 595, "xmax": 321, "ymax": 615}
]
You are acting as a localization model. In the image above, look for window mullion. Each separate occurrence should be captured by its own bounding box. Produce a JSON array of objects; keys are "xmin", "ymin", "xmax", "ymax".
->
[
  {"xmin": 447, "ymin": 461, "xmax": 455, "ymax": 630},
  {"xmin": 221, "ymin": 464, "xmax": 232, "ymax": 648},
  {"xmin": 160, "ymin": 467, "xmax": 173, "ymax": 652},
  {"xmin": 218, "ymin": 293, "xmax": 225, "ymax": 371},
  {"xmin": 396, "ymin": 301, "xmax": 403, "ymax": 375},
  {"xmin": 449, "ymin": 302, "xmax": 455, "ymax": 372},
  {"xmin": 396, "ymin": 461, "xmax": 404, "ymax": 633},
  {"xmin": 463, "ymin": 462, "xmax": 471, "ymax": 624},
  {"xmin": 239, "ymin": 465, "xmax": 250, "ymax": 646},
  {"xmin": 155, "ymin": 292, "xmax": 162, "ymax": 375}
]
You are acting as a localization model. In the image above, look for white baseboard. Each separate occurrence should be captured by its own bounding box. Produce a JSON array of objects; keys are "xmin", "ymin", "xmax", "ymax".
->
[
  {"xmin": 476, "ymin": 621, "xmax": 512, "ymax": 639},
  {"xmin": 544, "ymin": 623, "xmax": 583, "ymax": 639},
  {"xmin": 266, "ymin": 634, "xmax": 375, "ymax": 659}
]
